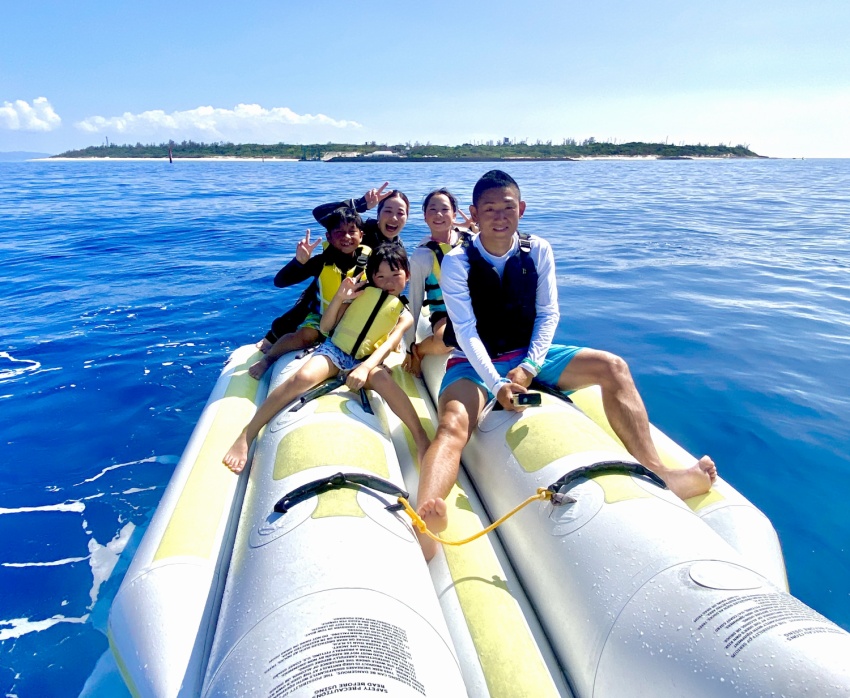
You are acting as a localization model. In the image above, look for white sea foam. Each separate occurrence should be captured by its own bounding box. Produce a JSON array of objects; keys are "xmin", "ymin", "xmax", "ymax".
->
[
  {"xmin": 87, "ymin": 522, "xmax": 135, "ymax": 610},
  {"xmin": 0, "ymin": 501, "xmax": 85, "ymax": 515},
  {"xmin": 2, "ymin": 556, "xmax": 89, "ymax": 568},
  {"xmin": 0, "ymin": 614, "xmax": 88, "ymax": 641},
  {"xmin": 71, "ymin": 455, "xmax": 178, "ymax": 487},
  {"xmin": 0, "ymin": 351, "xmax": 41, "ymax": 381}
]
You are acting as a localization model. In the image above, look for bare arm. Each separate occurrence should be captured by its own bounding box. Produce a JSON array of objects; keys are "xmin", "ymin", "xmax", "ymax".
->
[{"xmin": 320, "ymin": 276, "xmax": 365, "ymax": 335}]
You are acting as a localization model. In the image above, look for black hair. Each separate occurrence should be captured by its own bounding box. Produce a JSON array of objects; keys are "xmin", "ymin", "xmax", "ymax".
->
[
  {"xmin": 472, "ymin": 170, "xmax": 521, "ymax": 207},
  {"xmin": 422, "ymin": 188, "xmax": 459, "ymax": 214},
  {"xmin": 377, "ymin": 190, "xmax": 410, "ymax": 216},
  {"xmin": 366, "ymin": 242, "xmax": 410, "ymax": 283},
  {"xmin": 322, "ymin": 206, "xmax": 363, "ymax": 233}
]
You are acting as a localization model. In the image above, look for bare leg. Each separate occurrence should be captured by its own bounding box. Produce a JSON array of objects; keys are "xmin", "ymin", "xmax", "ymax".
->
[
  {"xmin": 557, "ymin": 349, "xmax": 716, "ymax": 499},
  {"xmin": 416, "ymin": 318, "xmax": 453, "ymax": 357},
  {"xmin": 256, "ymin": 338, "xmax": 272, "ymax": 353},
  {"xmin": 223, "ymin": 355, "xmax": 337, "ymax": 473},
  {"xmin": 404, "ymin": 319, "xmax": 451, "ymax": 377},
  {"xmin": 368, "ymin": 367, "xmax": 431, "ymax": 464},
  {"xmin": 416, "ymin": 379, "xmax": 487, "ymax": 560},
  {"xmin": 249, "ymin": 327, "xmax": 321, "ymax": 380}
]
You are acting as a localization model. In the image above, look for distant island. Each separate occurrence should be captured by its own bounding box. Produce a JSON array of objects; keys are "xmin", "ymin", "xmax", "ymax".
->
[{"xmin": 51, "ymin": 139, "xmax": 763, "ymax": 161}]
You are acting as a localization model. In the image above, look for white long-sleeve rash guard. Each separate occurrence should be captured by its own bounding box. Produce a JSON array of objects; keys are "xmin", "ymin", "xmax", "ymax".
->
[{"xmin": 441, "ymin": 232, "xmax": 560, "ymax": 396}]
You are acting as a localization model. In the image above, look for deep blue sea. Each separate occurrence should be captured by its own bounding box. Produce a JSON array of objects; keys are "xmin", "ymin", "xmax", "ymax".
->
[{"xmin": 1, "ymin": 158, "xmax": 848, "ymax": 696}]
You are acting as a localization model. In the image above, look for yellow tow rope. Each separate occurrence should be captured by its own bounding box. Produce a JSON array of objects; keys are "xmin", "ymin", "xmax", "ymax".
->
[{"xmin": 396, "ymin": 488, "xmax": 553, "ymax": 546}]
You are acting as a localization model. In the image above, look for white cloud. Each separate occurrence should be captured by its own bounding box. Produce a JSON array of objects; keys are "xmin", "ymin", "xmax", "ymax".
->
[
  {"xmin": 0, "ymin": 97, "xmax": 62, "ymax": 131},
  {"xmin": 75, "ymin": 103, "xmax": 362, "ymax": 142}
]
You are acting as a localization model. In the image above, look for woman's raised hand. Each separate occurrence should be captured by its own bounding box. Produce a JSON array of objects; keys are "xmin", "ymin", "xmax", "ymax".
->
[
  {"xmin": 365, "ymin": 182, "xmax": 392, "ymax": 209},
  {"xmin": 455, "ymin": 208, "xmax": 479, "ymax": 233},
  {"xmin": 295, "ymin": 228, "xmax": 321, "ymax": 264}
]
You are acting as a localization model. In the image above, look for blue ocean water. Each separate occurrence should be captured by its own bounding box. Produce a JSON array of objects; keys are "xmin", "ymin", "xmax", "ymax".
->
[{"xmin": 1, "ymin": 158, "xmax": 848, "ymax": 696}]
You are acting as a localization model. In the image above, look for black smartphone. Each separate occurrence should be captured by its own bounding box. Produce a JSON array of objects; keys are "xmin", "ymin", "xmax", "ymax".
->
[{"xmin": 511, "ymin": 392, "xmax": 542, "ymax": 407}]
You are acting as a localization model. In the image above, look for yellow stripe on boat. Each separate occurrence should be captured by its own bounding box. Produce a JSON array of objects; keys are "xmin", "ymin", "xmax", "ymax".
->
[
  {"xmin": 441, "ymin": 486, "xmax": 561, "ymax": 698},
  {"xmin": 273, "ymin": 410, "xmax": 390, "ymax": 518},
  {"xmin": 389, "ymin": 364, "xmax": 562, "ymax": 698},
  {"xmin": 506, "ymin": 406, "xmax": 619, "ymax": 472},
  {"xmin": 154, "ymin": 355, "xmax": 259, "ymax": 562}
]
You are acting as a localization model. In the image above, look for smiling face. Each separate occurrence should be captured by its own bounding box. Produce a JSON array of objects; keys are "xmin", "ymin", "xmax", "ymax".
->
[
  {"xmin": 377, "ymin": 195, "xmax": 408, "ymax": 238},
  {"xmin": 371, "ymin": 260, "xmax": 409, "ymax": 295},
  {"xmin": 424, "ymin": 193, "xmax": 456, "ymax": 239},
  {"xmin": 469, "ymin": 185, "xmax": 525, "ymax": 254},
  {"xmin": 326, "ymin": 222, "xmax": 363, "ymax": 255}
]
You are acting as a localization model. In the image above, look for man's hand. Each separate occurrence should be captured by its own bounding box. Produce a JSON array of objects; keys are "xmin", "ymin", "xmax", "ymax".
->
[
  {"xmin": 364, "ymin": 182, "xmax": 392, "ymax": 209},
  {"xmin": 295, "ymin": 229, "xmax": 321, "ymax": 264},
  {"xmin": 496, "ymin": 380, "xmax": 529, "ymax": 412},
  {"xmin": 506, "ymin": 365, "xmax": 534, "ymax": 388},
  {"xmin": 346, "ymin": 364, "xmax": 370, "ymax": 391}
]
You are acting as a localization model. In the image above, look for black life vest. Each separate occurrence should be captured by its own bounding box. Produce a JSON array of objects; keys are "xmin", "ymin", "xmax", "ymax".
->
[{"xmin": 444, "ymin": 233, "xmax": 538, "ymax": 357}]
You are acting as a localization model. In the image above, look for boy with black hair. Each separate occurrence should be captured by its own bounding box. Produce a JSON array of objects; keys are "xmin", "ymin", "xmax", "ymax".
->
[
  {"xmin": 250, "ymin": 207, "xmax": 371, "ymax": 379},
  {"xmin": 415, "ymin": 169, "xmax": 717, "ymax": 560}
]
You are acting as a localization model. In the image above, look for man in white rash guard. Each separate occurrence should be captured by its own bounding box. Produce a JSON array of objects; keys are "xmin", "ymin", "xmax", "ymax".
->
[{"xmin": 414, "ymin": 169, "xmax": 717, "ymax": 560}]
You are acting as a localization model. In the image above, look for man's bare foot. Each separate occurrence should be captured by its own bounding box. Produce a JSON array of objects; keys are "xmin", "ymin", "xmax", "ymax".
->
[
  {"xmin": 223, "ymin": 432, "xmax": 250, "ymax": 473},
  {"xmin": 416, "ymin": 497, "xmax": 447, "ymax": 561},
  {"xmin": 662, "ymin": 455, "xmax": 717, "ymax": 500},
  {"xmin": 256, "ymin": 338, "xmax": 272, "ymax": 353},
  {"xmin": 248, "ymin": 356, "xmax": 272, "ymax": 380}
]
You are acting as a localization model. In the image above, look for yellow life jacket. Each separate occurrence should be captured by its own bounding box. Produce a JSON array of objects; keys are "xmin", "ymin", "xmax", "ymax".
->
[
  {"xmin": 332, "ymin": 287, "xmax": 407, "ymax": 360},
  {"xmin": 317, "ymin": 243, "xmax": 371, "ymax": 315}
]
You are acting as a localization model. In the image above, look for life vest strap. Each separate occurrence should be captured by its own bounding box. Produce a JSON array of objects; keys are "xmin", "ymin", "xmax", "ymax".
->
[{"xmin": 349, "ymin": 289, "xmax": 390, "ymax": 359}]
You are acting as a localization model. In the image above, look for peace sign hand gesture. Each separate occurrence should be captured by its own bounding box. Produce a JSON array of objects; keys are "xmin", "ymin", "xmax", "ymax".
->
[
  {"xmin": 295, "ymin": 228, "xmax": 321, "ymax": 264},
  {"xmin": 455, "ymin": 208, "xmax": 479, "ymax": 233},
  {"xmin": 365, "ymin": 182, "xmax": 392, "ymax": 209},
  {"xmin": 336, "ymin": 275, "xmax": 367, "ymax": 302}
]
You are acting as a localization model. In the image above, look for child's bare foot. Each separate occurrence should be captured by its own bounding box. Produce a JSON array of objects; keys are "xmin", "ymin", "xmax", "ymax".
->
[
  {"xmin": 223, "ymin": 432, "xmax": 250, "ymax": 473},
  {"xmin": 248, "ymin": 356, "xmax": 273, "ymax": 380},
  {"xmin": 416, "ymin": 497, "xmax": 447, "ymax": 561},
  {"xmin": 662, "ymin": 456, "xmax": 717, "ymax": 500},
  {"xmin": 256, "ymin": 338, "xmax": 272, "ymax": 353}
]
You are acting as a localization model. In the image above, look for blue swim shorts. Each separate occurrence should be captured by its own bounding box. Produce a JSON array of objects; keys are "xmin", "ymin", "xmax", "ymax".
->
[
  {"xmin": 313, "ymin": 339, "xmax": 360, "ymax": 372},
  {"xmin": 440, "ymin": 344, "xmax": 584, "ymax": 399}
]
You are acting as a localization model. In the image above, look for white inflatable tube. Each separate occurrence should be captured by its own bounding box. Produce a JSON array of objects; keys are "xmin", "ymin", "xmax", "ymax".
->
[
  {"xmin": 201, "ymin": 351, "xmax": 467, "ymax": 697},
  {"xmin": 109, "ymin": 345, "xmax": 266, "ymax": 697}
]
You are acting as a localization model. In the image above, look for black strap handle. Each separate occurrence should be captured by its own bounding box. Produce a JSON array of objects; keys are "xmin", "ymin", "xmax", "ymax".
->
[
  {"xmin": 273, "ymin": 472, "xmax": 409, "ymax": 514},
  {"xmin": 548, "ymin": 459, "xmax": 667, "ymax": 504}
]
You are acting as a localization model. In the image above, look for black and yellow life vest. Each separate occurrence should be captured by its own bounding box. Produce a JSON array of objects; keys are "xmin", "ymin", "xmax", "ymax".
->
[
  {"xmin": 332, "ymin": 286, "xmax": 408, "ymax": 360},
  {"xmin": 317, "ymin": 243, "xmax": 371, "ymax": 315}
]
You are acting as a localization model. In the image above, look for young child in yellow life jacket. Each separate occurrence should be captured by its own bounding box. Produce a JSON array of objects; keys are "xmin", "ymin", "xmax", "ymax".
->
[{"xmin": 223, "ymin": 243, "xmax": 429, "ymax": 473}]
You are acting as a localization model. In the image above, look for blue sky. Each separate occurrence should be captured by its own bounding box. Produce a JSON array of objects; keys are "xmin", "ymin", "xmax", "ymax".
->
[{"xmin": 2, "ymin": 0, "xmax": 848, "ymax": 157}]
